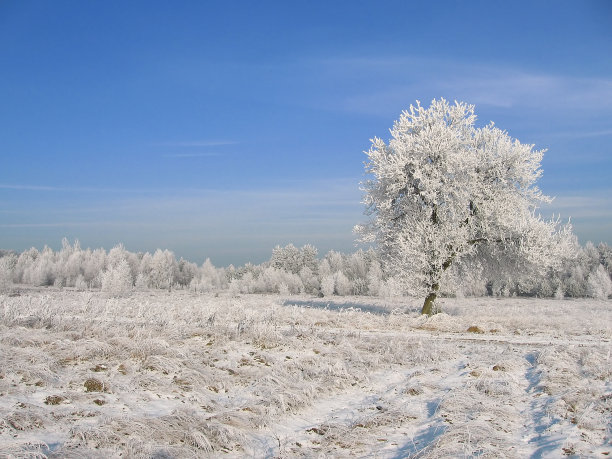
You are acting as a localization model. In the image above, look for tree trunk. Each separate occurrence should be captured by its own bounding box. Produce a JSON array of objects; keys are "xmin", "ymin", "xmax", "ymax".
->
[
  {"xmin": 421, "ymin": 250, "xmax": 458, "ymax": 315},
  {"xmin": 421, "ymin": 283, "xmax": 439, "ymax": 315}
]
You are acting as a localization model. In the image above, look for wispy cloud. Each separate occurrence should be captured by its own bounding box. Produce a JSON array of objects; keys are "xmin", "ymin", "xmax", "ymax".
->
[
  {"xmin": 0, "ymin": 178, "xmax": 362, "ymax": 225},
  {"xmin": 297, "ymin": 56, "xmax": 612, "ymax": 117},
  {"xmin": 0, "ymin": 178, "xmax": 363, "ymax": 264},
  {"xmin": 0, "ymin": 184, "xmax": 63, "ymax": 191},
  {"xmin": 0, "ymin": 183, "xmax": 157, "ymax": 193},
  {"xmin": 0, "ymin": 221, "xmax": 109, "ymax": 228},
  {"xmin": 549, "ymin": 129, "xmax": 612, "ymax": 139},
  {"xmin": 155, "ymin": 140, "xmax": 239, "ymax": 159},
  {"xmin": 543, "ymin": 193, "xmax": 612, "ymax": 220},
  {"xmin": 444, "ymin": 73, "xmax": 612, "ymax": 111},
  {"xmin": 347, "ymin": 72, "xmax": 612, "ymax": 116},
  {"xmin": 157, "ymin": 140, "xmax": 239, "ymax": 147},
  {"xmin": 162, "ymin": 152, "xmax": 222, "ymax": 158},
  {"xmin": 542, "ymin": 193, "xmax": 612, "ymax": 244},
  {"xmin": 543, "ymin": 150, "xmax": 610, "ymax": 165}
]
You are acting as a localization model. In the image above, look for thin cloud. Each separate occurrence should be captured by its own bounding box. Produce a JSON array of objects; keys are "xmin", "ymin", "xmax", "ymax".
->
[
  {"xmin": 0, "ymin": 178, "xmax": 362, "ymax": 223},
  {"xmin": 0, "ymin": 222, "xmax": 106, "ymax": 228},
  {"xmin": 303, "ymin": 56, "xmax": 612, "ymax": 116},
  {"xmin": 0, "ymin": 179, "xmax": 363, "ymax": 264},
  {"xmin": 343, "ymin": 72, "xmax": 612, "ymax": 115},
  {"xmin": 549, "ymin": 129, "xmax": 612, "ymax": 139},
  {"xmin": 543, "ymin": 194, "xmax": 612, "ymax": 219},
  {"xmin": 544, "ymin": 151, "xmax": 610, "ymax": 164},
  {"xmin": 444, "ymin": 73, "xmax": 612, "ymax": 110},
  {"xmin": 0, "ymin": 184, "xmax": 62, "ymax": 191},
  {"xmin": 158, "ymin": 140, "xmax": 239, "ymax": 147},
  {"xmin": 162, "ymin": 152, "xmax": 222, "ymax": 158},
  {"xmin": 0, "ymin": 183, "xmax": 158, "ymax": 193}
]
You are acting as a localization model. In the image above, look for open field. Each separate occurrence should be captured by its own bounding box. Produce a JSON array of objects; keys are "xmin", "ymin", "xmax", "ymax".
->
[{"xmin": 0, "ymin": 290, "xmax": 610, "ymax": 458}]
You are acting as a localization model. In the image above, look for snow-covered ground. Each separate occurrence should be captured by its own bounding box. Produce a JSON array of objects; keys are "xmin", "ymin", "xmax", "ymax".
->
[{"xmin": 0, "ymin": 290, "xmax": 610, "ymax": 458}]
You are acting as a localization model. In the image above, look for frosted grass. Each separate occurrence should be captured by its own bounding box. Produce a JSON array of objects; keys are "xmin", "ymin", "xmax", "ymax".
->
[{"xmin": 0, "ymin": 291, "xmax": 610, "ymax": 457}]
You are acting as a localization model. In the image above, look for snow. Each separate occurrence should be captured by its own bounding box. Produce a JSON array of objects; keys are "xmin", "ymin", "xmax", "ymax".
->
[{"xmin": 0, "ymin": 290, "xmax": 610, "ymax": 457}]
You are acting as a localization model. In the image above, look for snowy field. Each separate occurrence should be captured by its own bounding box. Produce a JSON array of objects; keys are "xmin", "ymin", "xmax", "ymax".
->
[{"xmin": 0, "ymin": 290, "xmax": 610, "ymax": 458}]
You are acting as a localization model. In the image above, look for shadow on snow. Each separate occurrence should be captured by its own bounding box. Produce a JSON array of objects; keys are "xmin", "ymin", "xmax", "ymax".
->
[
  {"xmin": 280, "ymin": 299, "xmax": 419, "ymax": 316},
  {"xmin": 392, "ymin": 422, "xmax": 449, "ymax": 458},
  {"xmin": 523, "ymin": 351, "xmax": 566, "ymax": 458}
]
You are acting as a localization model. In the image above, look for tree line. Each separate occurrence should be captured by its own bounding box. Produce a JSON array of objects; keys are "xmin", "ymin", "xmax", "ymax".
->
[{"xmin": 0, "ymin": 238, "xmax": 610, "ymax": 300}]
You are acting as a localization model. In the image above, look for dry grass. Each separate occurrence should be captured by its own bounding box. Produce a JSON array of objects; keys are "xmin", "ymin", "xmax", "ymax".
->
[{"xmin": 0, "ymin": 291, "xmax": 610, "ymax": 457}]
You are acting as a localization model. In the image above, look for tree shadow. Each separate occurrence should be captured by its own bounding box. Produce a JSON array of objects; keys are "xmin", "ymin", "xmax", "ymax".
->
[
  {"xmin": 392, "ymin": 422, "xmax": 448, "ymax": 458},
  {"xmin": 281, "ymin": 298, "xmax": 419, "ymax": 316}
]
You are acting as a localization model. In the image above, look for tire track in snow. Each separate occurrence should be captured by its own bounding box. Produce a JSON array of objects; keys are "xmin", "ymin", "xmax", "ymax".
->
[
  {"xmin": 249, "ymin": 367, "xmax": 426, "ymax": 457},
  {"xmin": 246, "ymin": 330, "xmax": 608, "ymax": 458},
  {"xmin": 246, "ymin": 354, "xmax": 472, "ymax": 458},
  {"xmin": 519, "ymin": 351, "xmax": 568, "ymax": 457}
]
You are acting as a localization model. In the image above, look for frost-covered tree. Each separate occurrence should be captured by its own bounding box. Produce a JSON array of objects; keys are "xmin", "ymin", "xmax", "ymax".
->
[
  {"xmin": 84, "ymin": 248, "xmax": 106, "ymax": 288},
  {"xmin": 318, "ymin": 258, "xmax": 332, "ymax": 279},
  {"xmin": 176, "ymin": 258, "xmax": 198, "ymax": 287},
  {"xmin": 320, "ymin": 274, "xmax": 335, "ymax": 297},
  {"xmin": 366, "ymin": 260, "xmax": 383, "ymax": 296},
  {"xmin": 75, "ymin": 274, "xmax": 88, "ymax": 291},
  {"xmin": 298, "ymin": 266, "xmax": 319, "ymax": 295},
  {"xmin": 270, "ymin": 244, "xmax": 302, "ymax": 274},
  {"xmin": 355, "ymin": 99, "xmax": 575, "ymax": 314},
  {"xmin": 598, "ymin": 242, "xmax": 612, "ymax": 277},
  {"xmin": 101, "ymin": 259, "xmax": 133, "ymax": 297},
  {"xmin": 270, "ymin": 244, "xmax": 318, "ymax": 274},
  {"xmin": 587, "ymin": 264, "xmax": 612, "ymax": 300},
  {"xmin": 190, "ymin": 258, "xmax": 227, "ymax": 292},
  {"xmin": 107, "ymin": 243, "xmax": 129, "ymax": 268},
  {"xmin": 149, "ymin": 249, "xmax": 178, "ymax": 290},
  {"xmin": 334, "ymin": 271, "xmax": 352, "ymax": 296},
  {"xmin": 13, "ymin": 247, "xmax": 38, "ymax": 284},
  {"xmin": 326, "ymin": 250, "xmax": 345, "ymax": 274},
  {"xmin": 0, "ymin": 254, "xmax": 16, "ymax": 292},
  {"xmin": 23, "ymin": 246, "xmax": 56, "ymax": 286}
]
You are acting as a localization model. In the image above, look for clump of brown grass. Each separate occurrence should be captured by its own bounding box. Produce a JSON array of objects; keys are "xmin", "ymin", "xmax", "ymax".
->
[
  {"xmin": 44, "ymin": 395, "xmax": 65, "ymax": 405},
  {"xmin": 84, "ymin": 378, "xmax": 106, "ymax": 392}
]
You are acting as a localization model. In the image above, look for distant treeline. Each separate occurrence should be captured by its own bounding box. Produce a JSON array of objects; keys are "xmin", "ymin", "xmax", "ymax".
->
[{"xmin": 1, "ymin": 238, "xmax": 611, "ymax": 299}]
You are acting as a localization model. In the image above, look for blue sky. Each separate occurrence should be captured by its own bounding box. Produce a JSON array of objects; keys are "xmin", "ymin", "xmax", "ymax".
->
[{"xmin": 1, "ymin": 1, "xmax": 611, "ymax": 266}]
